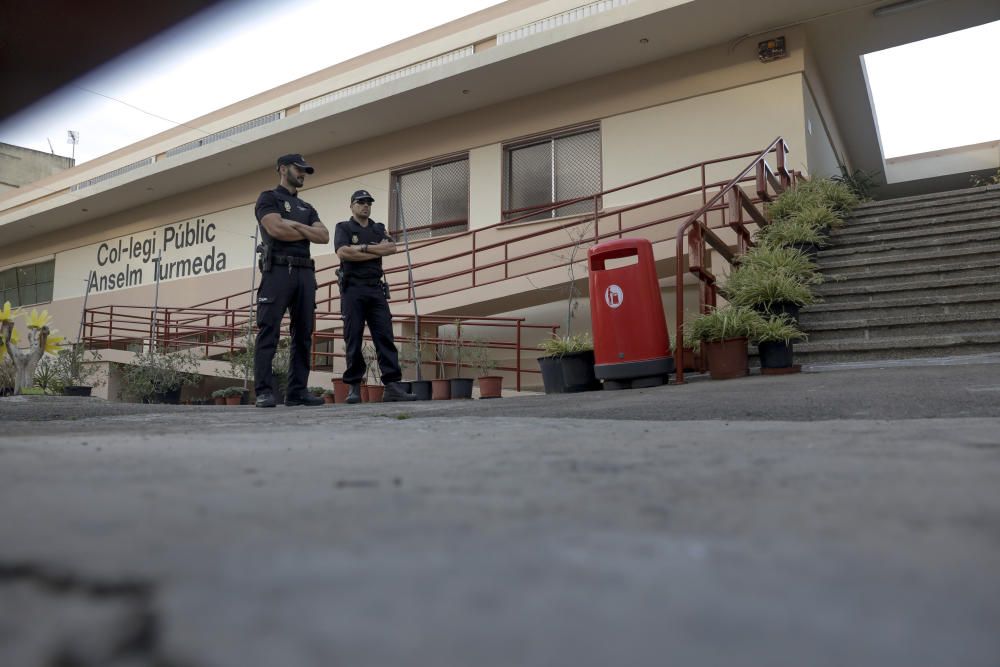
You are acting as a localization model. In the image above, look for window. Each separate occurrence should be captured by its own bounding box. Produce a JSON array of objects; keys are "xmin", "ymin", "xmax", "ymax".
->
[
  {"xmin": 0, "ymin": 259, "xmax": 54, "ymax": 307},
  {"xmin": 504, "ymin": 125, "xmax": 602, "ymax": 222},
  {"xmin": 392, "ymin": 157, "xmax": 469, "ymax": 241}
]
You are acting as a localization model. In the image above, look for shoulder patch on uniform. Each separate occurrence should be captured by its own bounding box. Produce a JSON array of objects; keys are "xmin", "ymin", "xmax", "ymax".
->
[{"xmin": 283, "ymin": 201, "xmax": 291, "ymax": 213}]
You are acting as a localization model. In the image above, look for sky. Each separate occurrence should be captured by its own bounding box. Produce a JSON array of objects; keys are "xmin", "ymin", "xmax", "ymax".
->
[
  {"xmin": 1, "ymin": 4, "xmax": 997, "ymax": 165},
  {"xmin": 0, "ymin": 0, "xmax": 506, "ymax": 164},
  {"xmin": 863, "ymin": 19, "xmax": 1000, "ymax": 159}
]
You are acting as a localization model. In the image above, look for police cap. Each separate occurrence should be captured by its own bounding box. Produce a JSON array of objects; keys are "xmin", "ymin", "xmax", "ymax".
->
[
  {"xmin": 351, "ymin": 190, "xmax": 374, "ymax": 203},
  {"xmin": 276, "ymin": 154, "xmax": 315, "ymax": 174}
]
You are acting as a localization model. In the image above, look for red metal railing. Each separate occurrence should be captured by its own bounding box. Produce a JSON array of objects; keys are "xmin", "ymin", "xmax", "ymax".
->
[
  {"xmin": 81, "ymin": 306, "xmax": 557, "ymax": 391},
  {"xmin": 673, "ymin": 137, "xmax": 801, "ymax": 384}
]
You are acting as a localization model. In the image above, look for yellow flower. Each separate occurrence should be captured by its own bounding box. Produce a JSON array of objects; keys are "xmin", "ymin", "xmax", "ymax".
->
[
  {"xmin": 0, "ymin": 326, "xmax": 18, "ymax": 362},
  {"xmin": 25, "ymin": 308, "xmax": 52, "ymax": 329},
  {"xmin": 0, "ymin": 301, "xmax": 20, "ymax": 323},
  {"xmin": 45, "ymin": 331, "xmax": 66, "ymax": 355}
]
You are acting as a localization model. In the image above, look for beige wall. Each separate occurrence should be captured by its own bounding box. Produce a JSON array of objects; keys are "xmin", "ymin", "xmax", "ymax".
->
[
  {"xmin": 801, "ymin": 79, "xmax": 841, "ymax": 179},
  {"xmin": 884, "ymin": 140, "xmax": 1000, "ymax": 184}
]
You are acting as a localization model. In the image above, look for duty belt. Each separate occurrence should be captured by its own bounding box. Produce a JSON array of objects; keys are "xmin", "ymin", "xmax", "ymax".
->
[{"xmin": 272, "ymin": 255, "xmax": 315, "ymax": 268}]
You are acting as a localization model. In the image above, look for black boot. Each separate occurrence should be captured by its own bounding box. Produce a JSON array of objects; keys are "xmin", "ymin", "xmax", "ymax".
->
[
  {"xmin": 285, "ymin": 392, "xmax": 324, "ymax": 407},
  {"xmin": 345, "ymin": 384, "xmax": 362, "ymax": 404},
  {"xmin": 382, "ymin": 382, "xmax": 417, "ymax": 402},
  {"xmin": 255, "ymin": 392, "xmax": 276, "ymax": 408}
]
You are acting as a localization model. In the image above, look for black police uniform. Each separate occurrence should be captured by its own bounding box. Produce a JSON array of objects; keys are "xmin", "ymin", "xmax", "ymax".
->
[
  {"xmin": 254, "ymin": 185, "xmax": 319, "ymax": 400},
  {"xmin": 333, "ymin": 214, "xmax": 403, "ymax": 386}
]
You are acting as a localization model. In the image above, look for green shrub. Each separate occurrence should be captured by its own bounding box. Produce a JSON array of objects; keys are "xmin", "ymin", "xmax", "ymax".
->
[
  {"xmin": 765, "ymin": 187, "xmax": 823, "ymax": 224},
  {"xmin": 832, "ymin": 166, "xmax": 880, "ymax": 201},
  {"xmin": 211, "ymin": 389, "xmax": 226, "ymax": 399},
  {"xmin": 118, "ymin": 348, "xmax": 200, "ymax": 403},
  {"xmin": 737, "ymin": 244, "xmax": 822, "ymax": 285},
  {"xmin": 222, "ymin": 386, "xmax": 245, "ymax": 398},
  {"xmin": 722, "ymin": 265, "xmax": 818, "ymax": 310},
  {"xmin": 796, "ymin": 179, "xmax": 859, "ymax": 217},
  {"xmin": 686, "ymin": 306, "xmax": 766, "ymax": 343},
  {"xmin": 756, "ymin": 218, "xmax": 830, "ymax": 248},
  {"xmin": 308, "ymin": 386, "xmax": 325, "ymax": 396},
  {"xmin": 790, "ymin": 203, "xmax": 841, "ymax": 229},
  {"xmin": 751, "ymin": 314, "xmax": 808, "ymax": 344},
  {"xmin": 537, "ymin": 332, "xmax": 593, "ymax": 357}
]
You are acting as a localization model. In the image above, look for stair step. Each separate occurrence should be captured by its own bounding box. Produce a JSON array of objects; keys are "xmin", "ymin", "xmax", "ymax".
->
[
  {"xmin": 815, "ymin": 273, "xmax": 1000, "ymax": 300},
  {"xmin": 852, "ymin": 185, "xmax": 1000, "ymax": 216},
  {"xmin": 791, "ymin": 331, "xmax": 1000, "ymax": 364},
  {"xmin": 835, "ymin": 206, "xmax": 1000, "ymax": 239},
  {"xmin": 801, "ymin": 309, "xmax": 1000, "ymax": 342},
  {"xmin": 801, "ymin": 290, "xmax": 1000, "ymax": 320},
  {"xmin": 819, "ymin": 243, "xmax": 1000, "ymax": 273},
  {"xmin": 819, "ymin": 226, "xmax": 1000, "ymax": 258}
]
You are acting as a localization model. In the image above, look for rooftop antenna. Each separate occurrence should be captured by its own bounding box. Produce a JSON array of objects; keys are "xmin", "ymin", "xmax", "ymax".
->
[
  {"xmin": 46, "ymin": 138, "xmax": 55, "ymax": 155},
  {"xmin": 67, "ymin": 130, "xmax": 79, "ymax": 163}
]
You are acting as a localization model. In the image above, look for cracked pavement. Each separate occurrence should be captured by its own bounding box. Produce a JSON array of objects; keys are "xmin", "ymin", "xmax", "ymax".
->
[{"xmin": 1, "ymin": 362, "xmax": 999, "ymax": 666}]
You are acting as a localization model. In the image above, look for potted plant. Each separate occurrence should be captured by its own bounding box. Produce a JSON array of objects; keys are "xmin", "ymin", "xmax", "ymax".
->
[
  {"xmin": 222, "ymin": 386, "xmax": 245, "ymax": 406},
  {"xmin": 332, "ymin": 378, "xmax": 349, "ymax": 403},
  {"xmin": 722, "ymin": 263, "xmax": 818, "ymax": 322},
  {"xmin": 687, "ymin": 306, "xmax": 765, "ymax": 380},
  {"xmin": 670, "ymin": 330, "xmax": 698, "ymax": 374},
  {"xmin": 50, "ymin": 343, "xmax": 104, "ymax": 397},
  {"xmin": 468, "ymin": 338, "xmax": 502, "ymax": 399},
  {"xmin": 751, "ymin": 314, "xmax": 807, "ymax": 371},
  {"xmin": 396, "ymin": 336, "xmax": 431, "ymax": 400},
  {"xmin": 360, "ymin": 343, "xmax": 382, "ymax": 402},
  {"xmin": 211, "ymin": 388, "xmax": 227, "ymax": 405},
  {"xmin": 431, "ymin": 338, "xmax": 451, "ymax": 400},
  {"xmin": 537, "ymin": 332, "xmax": 600, "ymax": 393},
  {"xmin": 447, "ymin": 334, "xmax": 474, "ymax": 400},
  {"xmin": 118, "ymin": 347, "xmax": 201, "ymax": 403},
  {"xmin": 322, "ymin": 388, "xmax": 335, "ymax": 404}
]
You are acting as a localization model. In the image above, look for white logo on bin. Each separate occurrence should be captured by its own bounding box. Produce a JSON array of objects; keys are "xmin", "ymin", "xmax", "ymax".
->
[{"xmin": 604, "ymin": 284, "xmax": 624, "ymax": 309}]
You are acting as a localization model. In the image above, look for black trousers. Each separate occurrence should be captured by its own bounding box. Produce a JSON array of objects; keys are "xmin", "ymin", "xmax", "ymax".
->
[
  {"xmin": 254, "ymin": 266, "xmax": 316, "ymax": 397},
  {"xmin": 341, "ymin": 283, "xmax": 402, "ymax": 385}
]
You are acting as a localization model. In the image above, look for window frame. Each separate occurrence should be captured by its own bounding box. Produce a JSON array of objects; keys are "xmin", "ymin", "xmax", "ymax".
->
[
  {"xmin": 502, "ymin": 123, "xmax": 603, "ymax": 223},
  {"xmin": 0, "ymin": 258, "xmax": 55, "ymax": 308},
  {"xmin": 388, "ymin": 152, "xmax": 471, "ymax": 241}
]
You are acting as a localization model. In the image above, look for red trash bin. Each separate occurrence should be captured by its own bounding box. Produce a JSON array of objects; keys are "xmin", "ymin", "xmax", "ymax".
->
[{"xmin": 588, "ymin": 238, "xmax": 672, "ymax": 388}]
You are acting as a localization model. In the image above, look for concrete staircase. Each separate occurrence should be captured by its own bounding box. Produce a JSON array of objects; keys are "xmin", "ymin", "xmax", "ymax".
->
[{"xmin": 795, "ymin": 184, "xmax": 1000, "ymax": 365}]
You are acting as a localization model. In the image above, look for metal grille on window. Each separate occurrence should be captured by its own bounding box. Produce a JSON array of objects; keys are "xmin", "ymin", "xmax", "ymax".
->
[
  {"xmin": 505, "ymin": 128, "xmax": 601, "ymax": 221},
  {"xmin": 507, "ymin": 141, "xmax": 552, "ymax": 222},
  {"xmin": 554, "ymin": 130, "xmax": 602, "ymax": 217},
  {"xmin": 395, "ymin": 158, "xmax": 469, "ymax": 240}
]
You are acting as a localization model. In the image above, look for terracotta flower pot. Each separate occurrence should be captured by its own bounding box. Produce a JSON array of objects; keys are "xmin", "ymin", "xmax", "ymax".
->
[
  {"xmin": 704, "ymin": 337, "xmax": 749, "ymax": 380},
  {"xmin": 332, "ymin": 379, "xmax": 349, "ymax": 404},
  {"xmin": 431, "ymin": 378, "xmax": 451, "ymax": 400},
  {"xmin": 366, "ymin": 384, "xmax": 384, "ymax": 402},
  {"xmin": 322, "ymin": 394, "xmax": 335, "ymax": 404},
  {"xmin": 360, "ymin": 385, "xmax": 370, "ymax": 403},
  {"xmin": 477, "ymin": 376, "xmax": 503, "ymax": 399},
  {"xmin": 214, "ymin": 396, "xmax": 226, "ymax": 406},
  {"xmin": 225, "ymin": 395, "xmax": 241, "ymax": 405}
]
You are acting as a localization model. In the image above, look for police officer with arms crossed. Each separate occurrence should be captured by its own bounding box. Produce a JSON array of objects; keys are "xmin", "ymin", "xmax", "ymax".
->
[
  {"xmin": 253, "ymin": 154, "xmax": 329, "ymax": 408},
  {"xmin": 334, "ymin": 190, "xmax": 417, "ymax": 403}
]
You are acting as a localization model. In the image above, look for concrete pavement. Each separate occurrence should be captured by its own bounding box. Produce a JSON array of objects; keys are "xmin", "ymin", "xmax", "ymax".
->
[{"xmin": 1, "ymin": 361, "xmax": 999, "ymax": 666}]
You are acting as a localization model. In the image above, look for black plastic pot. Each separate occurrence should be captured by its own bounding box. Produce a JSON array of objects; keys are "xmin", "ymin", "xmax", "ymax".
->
[
  {"xmin": 537, "ymin": 356, "xmax": 566, "ymax": 394},
  {"xmin": 62, "ymin": 385, "xmax": 93, "ymax": 397},
  {"xmin": 789, "ymin": 241, "xmax": 819, "ymax": 258},
  {"xmin": 408, "ymin": 380, "xmax": 433, "ymax": 401},
  {"xmin": 146, "ymin": 387, "xmax": 181, "ymax": 404},
  {"xmin": 450, "ymin": 378, "xmax": 474, "ymax": 399},
  {"xmin": 758, "ymin": 341, "xmax": 795, "ymax": 368},
  {"xmin": 561, "ymin": 350, "xmax": 601, "ymax": 393}
]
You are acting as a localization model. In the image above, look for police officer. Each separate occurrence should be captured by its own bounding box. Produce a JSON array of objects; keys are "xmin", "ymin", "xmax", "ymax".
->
[
  {"xmin": 253, "ymin": 154, "xmax": 329, "ymax": 407},
  {"xmin": 334, "ymin": 190, "xmax": 416, "ymax": 403}
]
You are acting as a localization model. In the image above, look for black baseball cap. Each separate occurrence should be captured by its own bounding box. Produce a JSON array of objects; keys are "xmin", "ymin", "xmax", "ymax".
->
[
  {"xmin": 351, "ymin": 189, "xmax": 374, "ymax": 203},
  {"xmin": 276, "ymin": 154, "xmax": 314, "ymax": 174}
]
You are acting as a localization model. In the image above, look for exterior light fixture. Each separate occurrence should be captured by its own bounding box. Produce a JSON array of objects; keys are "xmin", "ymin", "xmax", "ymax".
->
[
  {"xmin": 758, "ymin": 36, "xmax": 787, "ymax": 62},
  {"xmin": 873, "ymin": 0, "xmax": 941, "ymax": 17}
]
